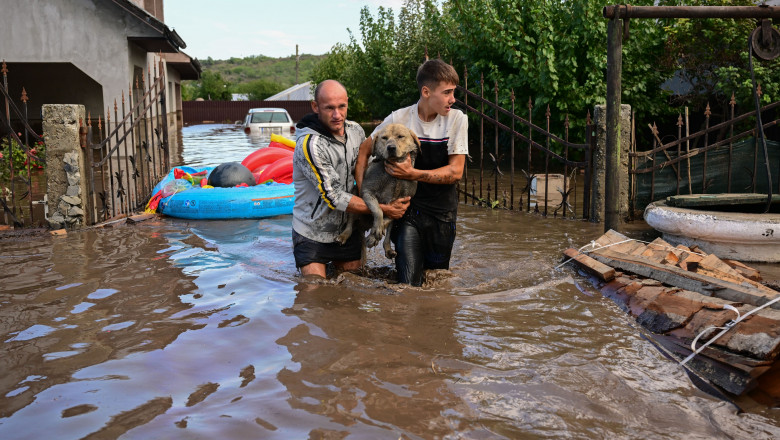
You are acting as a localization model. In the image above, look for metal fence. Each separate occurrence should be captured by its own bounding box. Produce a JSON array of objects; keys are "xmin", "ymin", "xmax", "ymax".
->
[
  {"xmin": 1, "ymin": 60, "xmax": 46, "ymax": 227},
  {"xmin": 629, "ymin": 96, "xmax": 780, "ymax": 213},
  {"xmin": 456, "ymin": 70, "xmax": 594, "ymax": 219},
  {"xmin": 81, "ymin": 61, "xmax": 170, "ymax": 224}
]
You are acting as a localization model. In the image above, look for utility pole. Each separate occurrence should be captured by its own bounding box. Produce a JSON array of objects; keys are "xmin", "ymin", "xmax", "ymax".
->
[{"xmin": 295, "ymin": 44, "xmax": 299, "ymax": 84}]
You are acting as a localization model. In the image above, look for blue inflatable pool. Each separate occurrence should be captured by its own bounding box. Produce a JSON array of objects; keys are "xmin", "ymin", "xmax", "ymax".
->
[{"xmin": 150, "ymin": 166, "xmax": 295, "ymax": 220}]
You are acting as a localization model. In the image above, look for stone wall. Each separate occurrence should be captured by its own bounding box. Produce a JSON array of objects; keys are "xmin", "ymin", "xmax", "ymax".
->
[{"xmin": 42, "ymin": 104, "xmax": 88, "ymax": 229}]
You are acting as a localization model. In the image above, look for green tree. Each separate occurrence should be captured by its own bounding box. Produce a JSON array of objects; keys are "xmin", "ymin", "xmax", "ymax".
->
[
  {"xmin": 658, "ymin": 0, "xmax": 780, "ymax": 115},
  {"xmin": 310, "ymin": 0, "xmax": 445, "ymax": 121},
  {"xmin": 196, "ymin": 71, "xmax": 232, "ymax": 100},
  {"xmin": 236, "ymin": 78, "xmax": 284, "ymax": 100}
]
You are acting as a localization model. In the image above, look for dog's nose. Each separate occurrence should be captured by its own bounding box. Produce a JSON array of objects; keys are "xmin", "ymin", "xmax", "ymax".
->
[{"xmin": 387, "ymin": 144, "xmax": 396, "ymax": 155}]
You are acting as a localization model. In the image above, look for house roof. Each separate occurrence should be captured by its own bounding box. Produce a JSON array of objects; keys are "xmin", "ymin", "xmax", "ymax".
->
[
  {"xmin": 161, "ymin": 52, "xmax": 202, "ymax": 80},
  {"xmin": 110, "ymin": 0, "xmax": 201, "ymax": 79},
  {"xmin": 266, "ymin": 82, "xmax": 314, "ymax": 101}
]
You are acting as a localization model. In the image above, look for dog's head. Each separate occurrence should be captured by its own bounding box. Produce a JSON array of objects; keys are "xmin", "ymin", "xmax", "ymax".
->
[{"xmin": 373, "ymin": 123, "xmax": 420, "ymax": 163}]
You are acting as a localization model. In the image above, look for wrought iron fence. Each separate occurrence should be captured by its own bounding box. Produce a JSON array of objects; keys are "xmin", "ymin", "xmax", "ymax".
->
[
  {"xmin": 81, "ymin": 61, "xmax": 170, "ymax": 224},
  {"xmin": 629, "ymin": 96, "xmax": 780, "ymax": 213},
  {"xmin": 455, "ymin": 70, "xmax": 594, "ymax": 219},
  {"xmin": 1, "ymin": 60, "xmax": 46, "ymax": 228}
]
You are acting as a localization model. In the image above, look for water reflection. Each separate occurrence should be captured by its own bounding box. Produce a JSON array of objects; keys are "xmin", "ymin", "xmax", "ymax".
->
[
  {"xmin": 175, "ymin": 124, "xmax": 278, "ymax": 168},
  {"xmin": 277, "ymin": 281, "xmax": 472, "ymax": 437}
]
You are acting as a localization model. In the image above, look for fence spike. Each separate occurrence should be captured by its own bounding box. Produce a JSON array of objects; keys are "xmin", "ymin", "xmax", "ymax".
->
[
  {"xmin": 121, "ymin": 89, "xmax": 125, "ymax": 104},
  {"xmin": 510, "ymin": 89, "xmax": 515, "ymax": 102},
  {"xmin": 564, "ymin": 113, "xmax": 570, "ymax": 129},
  {"xmin": 586, "ymin": 109, "xmax": 592, "ymax": 125},
  {"xmin": 98, "ymin": 115, "xmax": 102, "ymax": 131},
  {"xmin": 1, "ymin": 59, "xmax": 7, "ymax": 75},
  {"xmin": 730, "ymin": 92, "xmax": 736, "ymax": 107},
  {"xmin": 651, "ymin": 122, "xmax": 658, "ymax": 136},
  {"xmin": 757, "ymin": 83, "xmax": 763, "ymax": 99},
  {"xmin": 114, "ymin": 99, "xmax": 118, "ymax": 112},
  {"xmin": 546, "ymin": 104, "xmax": 551, "ymax": 119},
  {"xmin": 704, "ymin": 102, "xmax": 711, "ymax": 118},
  {"xmin": 528, "ymin": 97, "xmax": 533, "ymax": 110},
  {"xmin": 20, "ymin": 87, "xmax": 28, "ymax": 103},
  {"xmin": 677, "ymin": 113, "xmax": 683, "ymax": 127}
]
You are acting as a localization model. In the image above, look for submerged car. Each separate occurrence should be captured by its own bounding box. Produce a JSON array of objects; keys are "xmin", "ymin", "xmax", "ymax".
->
[{"xmin": 243, "ymin": 108, "xmax": 295, "ymax": 136}]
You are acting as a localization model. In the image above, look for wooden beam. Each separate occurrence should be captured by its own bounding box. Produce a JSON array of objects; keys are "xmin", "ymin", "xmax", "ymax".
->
[
  {"xmin": 563, "ymin": 248, "xmax": 616, "ymax": 281},
  {"xmin": 589, "ymin": 249, "xmax": 780, "ymax": 309}
]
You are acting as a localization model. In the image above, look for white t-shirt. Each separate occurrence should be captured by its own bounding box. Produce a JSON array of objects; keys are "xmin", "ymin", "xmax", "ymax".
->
[{"xmin": 371, "ymin": 102, "xmax": 468, "ymax": 155}]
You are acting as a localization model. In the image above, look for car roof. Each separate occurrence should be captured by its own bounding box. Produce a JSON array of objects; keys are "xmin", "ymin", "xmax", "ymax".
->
[{"xmin": 247, "ymin": 108, "xmax": 289, "ymax": 113}]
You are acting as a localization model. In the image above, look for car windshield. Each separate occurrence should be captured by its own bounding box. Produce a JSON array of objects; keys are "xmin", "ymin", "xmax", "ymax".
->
[{"xmin": 250, "ymin": 112, "xmax": 289, "ymax": 124}]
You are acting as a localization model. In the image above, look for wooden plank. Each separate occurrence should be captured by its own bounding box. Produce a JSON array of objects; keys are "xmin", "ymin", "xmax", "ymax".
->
[
  {"xmin": 698, "ymin": 254, "xmax": 743, "ymax": 278},
  {"xmin": 593, "ymin": 229, "xmax": 647, "ymax": 255},
  {"xmin": 563, "ymin": 248, "xmax": 615, "ymax": 281},
  {"xmin": 589, "ymin": 249, "xmax": 780, "ymax": 309},
  {"xmin": 722, "ymin": 259, "xmax": 762, "ymax": 281}
]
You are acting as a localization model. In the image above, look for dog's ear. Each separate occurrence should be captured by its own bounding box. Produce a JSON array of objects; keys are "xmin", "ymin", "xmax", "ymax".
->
[
  {"xmin": 410, "ymin": 130, "xmax": 421, "ymax": 153},
  {"xmin": 371, "ymin": 133, "xmax": 382, "ymax": 156}
]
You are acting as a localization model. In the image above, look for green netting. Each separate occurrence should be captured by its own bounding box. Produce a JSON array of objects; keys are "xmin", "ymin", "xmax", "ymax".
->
[{"xmin": 633, "ymin": 137, "xmax": 780, "ymax": 209}]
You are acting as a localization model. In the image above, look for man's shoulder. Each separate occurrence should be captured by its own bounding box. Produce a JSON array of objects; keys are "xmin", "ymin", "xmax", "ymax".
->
[
  {"xmin": 344, "ymin": 120, "xmax": 364, "ymax": 132},
  {"xmin": 391, "ymin": 104, "xmax": 416, "ymax": 119}
]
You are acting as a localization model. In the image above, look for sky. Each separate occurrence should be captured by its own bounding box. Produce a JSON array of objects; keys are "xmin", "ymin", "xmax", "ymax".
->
[{"xmin": 163, "ymin": 0, "xmax": 406, "ymax": 60}]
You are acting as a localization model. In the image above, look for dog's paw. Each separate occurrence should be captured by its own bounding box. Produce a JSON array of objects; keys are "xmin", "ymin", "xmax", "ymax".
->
[
  {"xmin": 335, "ymin": 233, "xmax": 349, "ymax": 245},
  {"xmin": 385, "ymin": 249, "xmax": 397, "ymax": 259},
  {"xmin": 365, "ymin": 235, "xmax": 378, "ymax": 248}
]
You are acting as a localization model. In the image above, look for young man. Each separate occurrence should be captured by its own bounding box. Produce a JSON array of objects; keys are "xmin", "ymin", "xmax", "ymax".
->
[
  {"xmin": 292, "ymin": 79, "xmax": 410, "ymax": 278},
  {"xmin": 356, "ymin": 60, "xmax": 468, "ymax": 286}
]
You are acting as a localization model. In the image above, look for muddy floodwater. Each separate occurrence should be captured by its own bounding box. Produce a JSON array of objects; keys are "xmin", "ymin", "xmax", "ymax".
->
[{"xmin": 2, "ymin": 124, "xmax": 780, "ymax": 439}]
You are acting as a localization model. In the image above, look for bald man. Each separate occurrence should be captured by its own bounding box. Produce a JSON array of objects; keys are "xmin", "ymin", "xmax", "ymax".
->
[{"xmin": 291, "ymin": 80, "xmax": 410, "ymax": 278}]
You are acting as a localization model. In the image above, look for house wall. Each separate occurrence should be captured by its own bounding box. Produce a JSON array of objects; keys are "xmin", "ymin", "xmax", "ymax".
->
[{"xmin": 0, "ymin": 0, "xmax": 168, "ymax": 126}]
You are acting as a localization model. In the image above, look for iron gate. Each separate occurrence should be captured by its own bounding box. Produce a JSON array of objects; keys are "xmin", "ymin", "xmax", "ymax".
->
[
  {"xmin": 81, "ymin": 61, "xmax": 170, "ymax": 224},
  {"xmin": 455, "ymin": 70, "xmax": 594, "ymax": 219}
]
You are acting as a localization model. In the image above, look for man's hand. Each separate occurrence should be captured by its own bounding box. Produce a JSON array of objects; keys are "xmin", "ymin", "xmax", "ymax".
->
[
  {"xmin": 380, "ymin": 196, "xmax": 410, "ymax": 219},
  {"xmin": 384, "ymin": 156, "xmax": 418, "ymax": 180}
]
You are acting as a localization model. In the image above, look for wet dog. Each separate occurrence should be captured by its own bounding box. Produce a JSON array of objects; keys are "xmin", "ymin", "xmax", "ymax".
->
[{"xmin": 337, "ymin": 124, "xmax": 420, "ymax": 259}]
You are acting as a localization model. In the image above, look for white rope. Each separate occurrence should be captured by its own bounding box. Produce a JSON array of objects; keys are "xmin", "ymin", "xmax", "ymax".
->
[{"xmin": 680, "ymin": 294, "xmax": 780, "ymax": 366}]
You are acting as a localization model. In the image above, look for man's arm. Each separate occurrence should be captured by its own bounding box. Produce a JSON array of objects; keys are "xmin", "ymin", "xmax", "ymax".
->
[
  {"xmin": 345, "ymin": 195, "xmax": 410, "ymax": 219},
  {"xmin": 385, "ymin": 154, "xmax": 465, "ymax": 184}
]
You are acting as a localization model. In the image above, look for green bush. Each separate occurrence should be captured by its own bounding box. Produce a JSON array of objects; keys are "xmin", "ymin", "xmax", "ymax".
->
[{"xmin": 0, "ymin": 135, "xmax": 46, "ymax": 185}]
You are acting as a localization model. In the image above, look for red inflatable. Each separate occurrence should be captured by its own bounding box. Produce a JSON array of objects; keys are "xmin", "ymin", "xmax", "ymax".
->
[
  {"xmin": 241, "ymin": 147, "xmax": 292, "ymax": 173},
  {"xmin": 268, "ymin": 141, "xmax": 294, "ymax": 151},
  {"xmin": 251, "ymin": 164, "xmax": 270, "ymax": 184},
  {"xmin": 257, "ymin": 156, "xmax": 293, "ymax": 184}
]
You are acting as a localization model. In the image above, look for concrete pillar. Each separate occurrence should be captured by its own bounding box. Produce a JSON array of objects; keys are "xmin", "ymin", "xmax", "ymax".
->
[
  {"xmin": 592, "ymin": 104, "xmax": 631, "ymax": 224},
  {"xmin": 42, "ymin": 104, "xmax": 88, "ymax": 229}
]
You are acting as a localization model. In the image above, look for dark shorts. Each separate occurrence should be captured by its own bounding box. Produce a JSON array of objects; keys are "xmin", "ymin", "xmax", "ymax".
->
[
  {"xmin": 292, "ymin": 229, "xmax": 362, "ymax": 268},
  {"xmin": 391, "ymin": 209, "xmax": 456, "ymax": 286}
]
